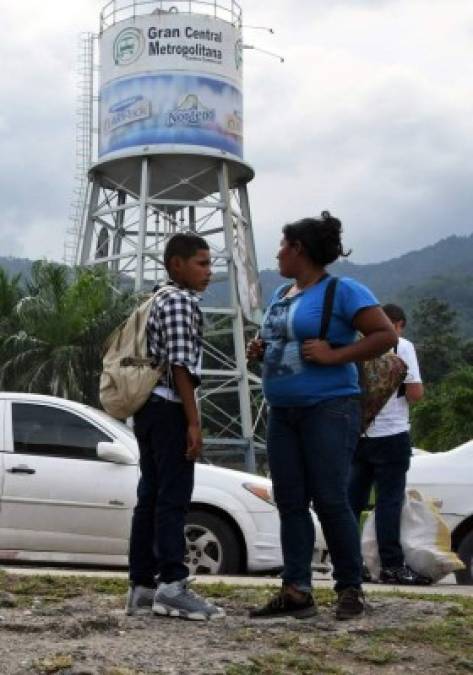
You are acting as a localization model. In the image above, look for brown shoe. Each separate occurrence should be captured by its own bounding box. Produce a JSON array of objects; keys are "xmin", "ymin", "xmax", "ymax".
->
[
  {"xmin": 249, "ymin": 585, "xmax": 317, "ymax": 619},
  {"xmin": 336, "ymin": 587, "xmax": 365, "ymax": 620}
]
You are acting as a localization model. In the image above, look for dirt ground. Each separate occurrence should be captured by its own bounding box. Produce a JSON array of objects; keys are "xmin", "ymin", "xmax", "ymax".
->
[{"xmin": 0, "ymin": 575, "xmax": 472, "ymax": 675}]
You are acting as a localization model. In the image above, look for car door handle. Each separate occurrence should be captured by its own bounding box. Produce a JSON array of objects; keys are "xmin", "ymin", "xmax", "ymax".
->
[{"xmin": 7, "ymin": 466, "xmax": 36, "ymax": 475}]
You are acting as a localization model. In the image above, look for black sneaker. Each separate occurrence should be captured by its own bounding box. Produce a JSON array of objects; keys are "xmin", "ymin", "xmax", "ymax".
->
[
  {"xmin": 379, "ymin": 564, "xmax": 433, "ymax": 586},
  {"xmin": 336, "ymin": 587, "xmax": 365, "ymax": 620},
  {"xmin": 249, "ymin": 586, "xmax": 317, "ymax": 619}
]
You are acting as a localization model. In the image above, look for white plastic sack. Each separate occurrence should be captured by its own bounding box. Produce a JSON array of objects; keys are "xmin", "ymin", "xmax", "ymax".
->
[{"xmin": 361, "ymin": 488, "xmax": 465, "ymax": 583}]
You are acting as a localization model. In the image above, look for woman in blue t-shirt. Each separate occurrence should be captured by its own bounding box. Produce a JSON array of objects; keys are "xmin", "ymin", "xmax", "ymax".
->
[{"xmin": 248, "ymin": 211, "xmax": 396, "ymax": 621}]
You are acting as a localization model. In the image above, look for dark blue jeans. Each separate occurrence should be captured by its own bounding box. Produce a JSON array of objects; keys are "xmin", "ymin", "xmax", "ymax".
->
[
  {"xmin": 128, "ymin": 396, "xmax": 194, "ymax": 586},
  {"xmin": 267, "ymin": 397, "xmax": 362, "ymax": 592},
  {"xmin": 348, "ymin": 432, "xmax": 411, "ymax": 569}
]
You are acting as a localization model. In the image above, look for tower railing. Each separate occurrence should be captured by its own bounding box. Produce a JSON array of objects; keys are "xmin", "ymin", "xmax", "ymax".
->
[
  {"xmin": 65, "ymin": 32, "xmax": 96, "ymax": 266},
  {"xmin": 100, "ymin": 0, "xmax": 242, "ymax": 32}
]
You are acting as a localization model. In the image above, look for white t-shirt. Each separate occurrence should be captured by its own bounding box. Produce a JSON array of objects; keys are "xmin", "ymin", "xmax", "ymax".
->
[{"xmin": 366, "ymin": 336, "xmax": 422, "ymax": 438}]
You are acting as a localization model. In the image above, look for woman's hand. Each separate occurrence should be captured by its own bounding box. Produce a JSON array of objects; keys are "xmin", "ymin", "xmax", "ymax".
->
[
  {"xmin": 301, "ymin": 339, "xmax": 340, "ymax": 365},
  {"xmin": 246, "ymin": 337, "xmax": 266, "ymax": 361}
]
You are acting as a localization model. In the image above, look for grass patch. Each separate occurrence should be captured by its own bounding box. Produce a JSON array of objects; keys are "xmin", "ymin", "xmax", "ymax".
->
[
  {"xmin": 388, "ymin": 617, "xmax": 473, "ymax": 654},
  {"xmin": 32, "ymin": 653, "xmax": 73, "ymax": 674},
  {"xmin": 363, "ymin": 596, "xmax": 473, "ymax": 669},
  {"xmin": 192, "ymin": 581, "xmax": 336, "ymax": 608},
  {"xmin": 354, "ymin": 644, "xmax": 400, "ymax": 665},
  {"xmin": 0, "ymin": 571, "xmax": 127, "ymax": 605},
  {"xmin": 226, "ymin": 653, "xmax": 345, "ymax": 675}
]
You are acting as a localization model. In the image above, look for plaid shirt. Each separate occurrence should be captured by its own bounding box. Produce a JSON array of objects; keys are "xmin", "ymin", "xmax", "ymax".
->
[{"xmin": 147, "ymin": 281, "xmax": 203, "ymax": 393}]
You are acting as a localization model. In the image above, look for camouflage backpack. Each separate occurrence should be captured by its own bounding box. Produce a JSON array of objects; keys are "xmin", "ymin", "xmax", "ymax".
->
[{"xmin": 320, "ymin": 277, "xmax": 407, "ymax": 433}]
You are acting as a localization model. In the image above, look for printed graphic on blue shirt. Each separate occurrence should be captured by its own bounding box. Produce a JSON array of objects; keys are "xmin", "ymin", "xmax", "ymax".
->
[
  {"xmin": 261, "ymin": 276, "xmax": 378, "ymax": 407},
  {"xmin": 262, "ymin": 298, "xmax": 305, "ymax": 379}
]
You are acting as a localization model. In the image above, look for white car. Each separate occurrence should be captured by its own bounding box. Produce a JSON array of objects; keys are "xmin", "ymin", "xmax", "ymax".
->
[
  {"xmin": 0, "ymin": 393, "xmax": 326, "ymax": 575},
  {"xmin": 408, "ymin": 440, "xmax": 473, "ymax": 584}
]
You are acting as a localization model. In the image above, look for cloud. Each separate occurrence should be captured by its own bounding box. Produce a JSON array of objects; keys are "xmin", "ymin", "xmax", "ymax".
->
[
  {"xmin": 0, "ymin": 1, "xmax": 97, "ymax": 260},
  {"xmin": 243, "ymin": 0, "xmax": 473, "ymax": 265},
  {"xmin": 0, "ymin": 0, "xmax": 472, "ymax": 270}
]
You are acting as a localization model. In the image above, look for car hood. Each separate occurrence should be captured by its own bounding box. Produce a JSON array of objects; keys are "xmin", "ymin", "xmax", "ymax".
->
[
  {"xmin": 195, "ymin": 463, "xmax": 271, "ymax": 488},
  {"xmin": 408, "ymin": 441, "xmax": 473, "ymax": 485}
]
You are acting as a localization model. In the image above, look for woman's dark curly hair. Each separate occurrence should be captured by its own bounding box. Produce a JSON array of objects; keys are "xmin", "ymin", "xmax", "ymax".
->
[{"xmin": 282, "ymin": 211, "xmax": 351, "ymax": 266}]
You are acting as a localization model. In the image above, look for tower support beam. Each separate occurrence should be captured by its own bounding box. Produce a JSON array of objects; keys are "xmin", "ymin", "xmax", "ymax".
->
[{"xmin": 77, "ymin": 155, "xmax": 264, "ymax": 471}]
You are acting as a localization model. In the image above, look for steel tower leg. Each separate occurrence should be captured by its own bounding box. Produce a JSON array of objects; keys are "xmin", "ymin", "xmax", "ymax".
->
[
  {"xmin": 218, "ymin": 162, "xmax": 256, "ymax": 472},
  {"xmin": 80, "ymin": 181, "xmax": 100, "ymax": 266},
  {"xmin": 135, "ymin": 158, "xmax": 150, "ymax": 293},
  {"xmin": 112, "ymin": 190, "xmax": 126, "ymax": 274},
  {"xmin": 76, "ymin": 157, "xmax": 264, "ymax": 472}
]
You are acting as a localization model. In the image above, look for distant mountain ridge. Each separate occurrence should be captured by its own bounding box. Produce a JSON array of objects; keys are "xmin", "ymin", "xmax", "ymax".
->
[
  {"xmin": 2, "ymin": 232, "xmax": 473, "ymax": 334},
  {"xmin": 257, "ymin": 233, "xmax": 473, "ymax": 298},
  {"xmin": 257, "ymin": 233, "xmax": 473, "ymax": 336},
  {"xmin": 0, "ymin": 256, "xmax": 35, "ymax": 279}
]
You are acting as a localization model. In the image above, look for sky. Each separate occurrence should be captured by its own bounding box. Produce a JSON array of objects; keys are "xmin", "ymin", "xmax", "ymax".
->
[{"xmin": 1, "ymin": 0, "xmax": 472, "ymax": 268}]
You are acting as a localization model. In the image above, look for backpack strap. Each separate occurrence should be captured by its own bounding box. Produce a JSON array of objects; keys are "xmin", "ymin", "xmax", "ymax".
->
[{"xmin": 319, "ymin": 277, "xmax": 338, "ymax": 341}]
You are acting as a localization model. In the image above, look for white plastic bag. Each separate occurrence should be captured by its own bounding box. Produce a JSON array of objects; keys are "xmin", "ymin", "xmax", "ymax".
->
[{"xmin": 361, "ymin": 488, "xmax": 464, "ymax": 583}]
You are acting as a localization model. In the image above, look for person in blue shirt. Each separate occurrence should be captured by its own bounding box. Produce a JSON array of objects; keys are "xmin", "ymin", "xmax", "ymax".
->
[{"xmin": 248, "ymin": 211, "xmax": 397, "ymax": 621}]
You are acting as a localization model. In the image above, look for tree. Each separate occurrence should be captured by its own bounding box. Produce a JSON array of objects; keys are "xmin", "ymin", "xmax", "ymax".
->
[
  {"xmin": 0, "ymin": 261, "xmax": 133, "ymax": 406},
  {"xmin": 409, "ymin": 297, "xmax": 461, "ymax": 384},
  {"xmin": 0, "ymin": 268, "xmax": 23, "ymax": 337},
  {"xmin": 410, "ymin": 366, "xmax": 473, "ymax": 451},
  {"xmin": 461, "ymin": 339, "xmax": 473, "ymax": 367}
]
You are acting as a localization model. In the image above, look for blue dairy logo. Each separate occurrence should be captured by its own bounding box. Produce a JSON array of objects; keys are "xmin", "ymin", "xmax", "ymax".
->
[
  {"xmin": 166, "ymin": 94, "xmax": 215, "ymax": 127},
  {"xmin": 104, "ymin": 96, "xmax": 151, "ymax": 133}
]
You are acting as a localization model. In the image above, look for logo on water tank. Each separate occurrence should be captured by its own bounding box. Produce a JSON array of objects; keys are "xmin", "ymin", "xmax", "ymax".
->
[
  {"xmin": 104, "ymin": 95, "xmax": 151, "ymax": 134},
  {"xmin": 166, "ymin": 94, "xmax": 215, "ymax": 127},
  {"xmin": 113, "ymin": 28, "xmax": 144, "ymax": 65}
]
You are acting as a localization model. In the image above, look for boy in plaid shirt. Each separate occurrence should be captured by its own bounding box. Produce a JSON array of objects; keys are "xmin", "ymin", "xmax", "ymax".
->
[{"xmin": 126, "ymin": 233, "xmax": 225, "ymax": 620}]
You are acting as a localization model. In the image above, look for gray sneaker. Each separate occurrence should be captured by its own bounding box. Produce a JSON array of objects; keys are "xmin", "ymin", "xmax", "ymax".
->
[
  {"xmin": 152, "ymin": 578, "xmax": 225, "ymax": 621},
  {"xmin": 125, "ymin": 585, "xmax": 156, "ymax": 616}
]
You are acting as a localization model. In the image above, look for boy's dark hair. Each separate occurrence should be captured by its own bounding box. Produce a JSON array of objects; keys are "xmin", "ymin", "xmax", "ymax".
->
[
  {"xmin": 282, "ymin": 211, "xmax": 351, "ymax": 266},
  {"xmin": 383, "ymin": 303, "xmax": 407, "ymax": 326},
  {"xmin": 164, "ymin": 233, "xmax": 209, "ymax": 271}
]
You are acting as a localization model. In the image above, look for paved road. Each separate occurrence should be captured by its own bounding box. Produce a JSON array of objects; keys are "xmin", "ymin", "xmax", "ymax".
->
[{"xmin": 1, "ymin": 566, "xmax": 471, "ymax": 596}]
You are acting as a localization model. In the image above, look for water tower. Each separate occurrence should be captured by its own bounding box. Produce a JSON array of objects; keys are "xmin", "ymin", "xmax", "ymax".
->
[{"xmin": 70, "ymin": 0, "xmax": 265, "ymax": 471}]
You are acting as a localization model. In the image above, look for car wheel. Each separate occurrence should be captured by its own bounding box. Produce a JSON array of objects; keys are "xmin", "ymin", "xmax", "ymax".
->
[
  {"xmin": 455, "ymin": 530, "xmax": 473, "ymax": 585},
  {"xmin": 185, "ymin": 510, "xmax": 241, "ymax": 575}
]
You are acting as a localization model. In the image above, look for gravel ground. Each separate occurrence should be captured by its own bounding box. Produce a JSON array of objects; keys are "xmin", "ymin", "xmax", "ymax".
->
[{"xmin": 0, "ymin": 583, "xmax": 467, "ymax": 675}]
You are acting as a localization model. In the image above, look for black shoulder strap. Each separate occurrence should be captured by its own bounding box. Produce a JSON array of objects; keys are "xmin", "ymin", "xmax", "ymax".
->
[{"xmin": 320, "ymin": 277, "xmax": 338, "ymax": 340}]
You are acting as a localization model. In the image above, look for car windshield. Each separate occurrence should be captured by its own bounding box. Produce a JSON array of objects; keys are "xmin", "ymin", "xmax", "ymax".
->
[{"xmin": 88, "ymin": 407, "xmax": 136, "ymax": 440}]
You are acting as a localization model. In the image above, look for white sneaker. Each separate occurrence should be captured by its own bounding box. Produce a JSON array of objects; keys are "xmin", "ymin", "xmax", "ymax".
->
[
  {"xmin": 125, "ymin": 585, "xmax": 156, "ymax": 616},
  {"xmin": 152, "ymin": 578, "xmax": 225, "ymax": 621}
]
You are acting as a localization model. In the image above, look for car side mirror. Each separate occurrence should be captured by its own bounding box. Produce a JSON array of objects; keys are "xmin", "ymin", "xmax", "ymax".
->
[{"xmin": 97, "ymin": 441, "xmax": 136, "ymax": 465}]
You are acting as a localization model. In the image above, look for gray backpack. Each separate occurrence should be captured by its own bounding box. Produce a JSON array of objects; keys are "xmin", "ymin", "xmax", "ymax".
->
[{"xmin": 99, "ymin": 286, "xmax": 170, "ymax": 419}]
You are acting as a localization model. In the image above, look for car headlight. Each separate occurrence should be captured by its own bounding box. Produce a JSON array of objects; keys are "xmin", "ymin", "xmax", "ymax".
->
[{"xmin": 243, "ymin": 482, "xmax": 275, "ymax": 505}]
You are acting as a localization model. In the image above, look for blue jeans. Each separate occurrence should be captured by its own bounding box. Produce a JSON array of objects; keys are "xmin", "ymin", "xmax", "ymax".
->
[
  {"xmin": 128, "ymin": 396, "xmax": 194, "ymax": 586},
  {"xmin": 267, "ymin": 397, "xmax": 362, "ymax": 592},
  {"xmin": 349, "ymin": 432, "xmax": 411, "ymax": 568}
]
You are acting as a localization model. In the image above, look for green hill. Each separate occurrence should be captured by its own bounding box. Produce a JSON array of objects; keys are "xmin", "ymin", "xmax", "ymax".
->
[
  {"xmin": 0, "ymin": 256, "xmax": 35, "ymax": 279},
  {"xmin": 259, "ymin": 233, "xmax": 473, "ymax": 336},
  {"xmin": 2, "ymin": 232, "xmax": 473, "ymax": 334}
]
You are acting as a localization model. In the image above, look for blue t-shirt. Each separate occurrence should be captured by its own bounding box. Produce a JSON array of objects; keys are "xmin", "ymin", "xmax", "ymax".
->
[{"xmin": 260, "ymin": 276, "xmax": 378, "ymax": 407}]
